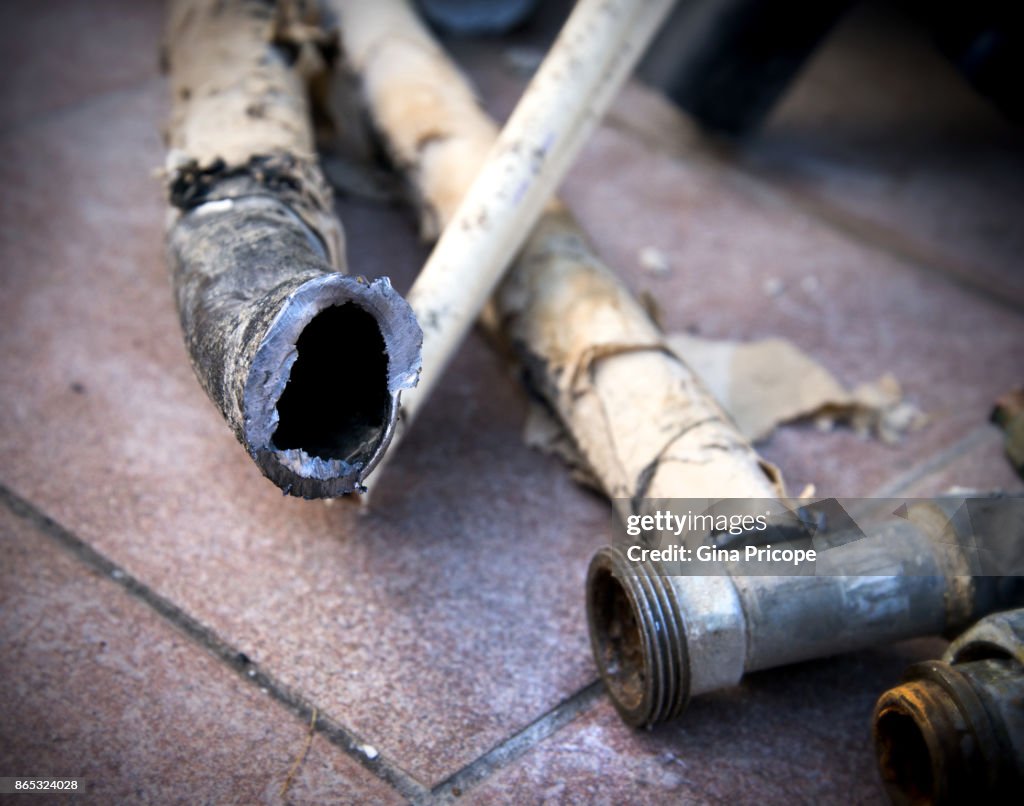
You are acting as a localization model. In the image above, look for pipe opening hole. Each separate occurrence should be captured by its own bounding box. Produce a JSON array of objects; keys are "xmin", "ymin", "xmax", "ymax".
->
[
  {"xmin": 876, "ymin": 709, "xmax": 934, "ymax": 804},
  {"xmin": 272, "ymin": 303, "xmax": 389, "ymax": 465},
  {"xmin": 590, "ymin": 568, "xmax": 645, "ymax": 712}
]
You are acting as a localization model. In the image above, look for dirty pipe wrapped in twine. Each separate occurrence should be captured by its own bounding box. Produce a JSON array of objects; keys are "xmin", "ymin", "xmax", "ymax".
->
[
  {"xmin": 163, "ymin": 0, "xmax": 421, "ymax": 498},
  {"xmin": 333, "ymin": 0, "xmax": 783, "ymax": 508}
]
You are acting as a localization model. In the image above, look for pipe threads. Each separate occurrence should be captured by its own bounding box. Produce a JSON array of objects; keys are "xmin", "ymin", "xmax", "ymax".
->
[
  {"xmin": 874, "ymin": 609, "xmax": 1024, "ymax": 803},
  {"xmin": 873, "ymin": 660, "xmax": 1003, "ymax": 804},
  {"xmin": 586, "ymin": 545, "xmax": 689, "ymax": 727}
]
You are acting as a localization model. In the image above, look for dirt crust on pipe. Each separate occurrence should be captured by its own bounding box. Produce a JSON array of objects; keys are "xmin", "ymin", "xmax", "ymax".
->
[
  {"xmin": 164, "ymin": 0, "xmax": 343, "ymax": 257},
  {"xmin": 163, "ymin": 0, "xmax": 422, "ymax": 497}
]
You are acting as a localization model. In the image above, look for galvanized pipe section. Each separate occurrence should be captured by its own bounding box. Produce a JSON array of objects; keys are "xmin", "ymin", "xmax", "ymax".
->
[
  {"xmin": 587, "ymin": 505, "xmax": 1021, "ymax": 727},
  {"xmin": 873, "ymin": 608, "xmax": 1024, "ymax": 804}
]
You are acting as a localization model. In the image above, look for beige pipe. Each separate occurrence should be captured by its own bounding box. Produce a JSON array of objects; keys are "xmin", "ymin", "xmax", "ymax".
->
[{"xmin": 332, "ymin": 0, "xmax": 783, "ymax": 505}]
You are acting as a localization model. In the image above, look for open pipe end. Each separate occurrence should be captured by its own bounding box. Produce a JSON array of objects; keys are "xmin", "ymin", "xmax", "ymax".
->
[
  {"xmin": 243, "ymin": 274, "xmax": 421, "ymax": 498},
  {"xmin": 872, "ymin": 665, "xmax": 983, "ymax": 805},
  {"xmin": 586, "ymin": 546, "xmax": 689, "ymax": 727}
]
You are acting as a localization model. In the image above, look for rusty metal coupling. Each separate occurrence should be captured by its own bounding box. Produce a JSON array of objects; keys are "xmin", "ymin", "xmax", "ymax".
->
[
  {"xmin": 586, "ymin": 501, "xmax": 1023, "ymax": 727},
  {"xmin": 873, "ymin": 607, "xmax": 1024, "ymax": 805}
]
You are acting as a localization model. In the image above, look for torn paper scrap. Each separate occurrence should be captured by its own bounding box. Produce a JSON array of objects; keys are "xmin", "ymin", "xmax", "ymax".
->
[{"xmin": 666, "ymin": 333, "xmax": 927, "ymax": 444}]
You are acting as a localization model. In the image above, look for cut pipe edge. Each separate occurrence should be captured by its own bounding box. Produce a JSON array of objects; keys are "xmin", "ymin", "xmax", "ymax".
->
[
  {"xmin": 168, "ymin": 189, "xmax": 422, "ymax": 499},
  {"xmin": 163, "ymin": 0, "xmax": 424, "ymax": 499},
  {"xmin": 243, "ymin": 272, "xmax": 422, "ymax": 498}
]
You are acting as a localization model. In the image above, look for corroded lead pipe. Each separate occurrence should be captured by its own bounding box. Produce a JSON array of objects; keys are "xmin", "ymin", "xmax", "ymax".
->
[
  {"xmin": 873, "ymin": 608, "xmax": 1024, "ymax": 804},
  {"xmin": 587, "ymin": 503, "xmax": 1023, "ymax": 726},
  {"xmin": 164, "ymin": 0, "xmax": 421, "ymax": 497}
]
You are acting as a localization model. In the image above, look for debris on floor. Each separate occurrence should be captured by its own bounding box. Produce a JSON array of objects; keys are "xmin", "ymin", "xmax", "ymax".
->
[{"xmin": 668, "ymin": 332, "xmax": 928, "ymax": 444}]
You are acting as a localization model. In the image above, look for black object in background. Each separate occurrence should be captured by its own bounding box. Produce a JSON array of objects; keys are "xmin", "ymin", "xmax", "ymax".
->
[{"xmin": 639, "ymin": 0, "xmax": 853, "ymax": 137}]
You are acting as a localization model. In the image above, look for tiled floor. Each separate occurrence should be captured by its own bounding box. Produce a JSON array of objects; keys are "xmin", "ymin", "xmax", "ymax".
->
[{"xmin": 1, "ymin": 1, "xmax": 1021, "ymax": 804}]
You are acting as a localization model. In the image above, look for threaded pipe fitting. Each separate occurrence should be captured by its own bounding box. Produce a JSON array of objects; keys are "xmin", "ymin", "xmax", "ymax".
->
[
  {"xmin": 587, "ymin": 508, "xmax": 1024, "ymax": 727},
  {"xmin": 587, "ymin": 544, "xmax": 747, "ymax": 726},
  {"xmin": 873, "ymin": 608, "xmax": 1024, "ymax": 804}
]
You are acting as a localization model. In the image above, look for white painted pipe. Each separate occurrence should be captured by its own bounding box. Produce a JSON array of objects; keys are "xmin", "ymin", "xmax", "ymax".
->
[{"xmin": 346, "ymin": 0, "xmax": 678, "ymax": 487}]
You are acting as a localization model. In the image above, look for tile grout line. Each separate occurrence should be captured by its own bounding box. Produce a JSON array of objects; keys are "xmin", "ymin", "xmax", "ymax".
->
[
  {"xmin": 0, "ymin": 483, "xmax": 429, "ymax": 802},
  {"xmin": 731, "ymin": 170, "xmax": 1024, "ymax": 315},
  {"xmin": 867, "ymin": 423, "xmax": 998, "ymax": 498},
  {"xmin": 602, "ymin": 111, "xmax": 1024, "ymax": 317},
  {"xmin": 1, "ymin": 482, "xmax": 611, "ymax": 802},
  {"xmin": 0, "ymin": 75, "xmax": 164, "ymax": 140},
  {"xmin": 421, "ymin": 680, "xmax": 606, "ymax": 805}
]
